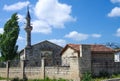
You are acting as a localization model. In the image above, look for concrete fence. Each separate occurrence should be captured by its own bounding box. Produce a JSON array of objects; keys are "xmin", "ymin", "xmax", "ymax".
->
[{"xmin": 0, "ymin": 57, "xmax": 81, "ymax": 81}]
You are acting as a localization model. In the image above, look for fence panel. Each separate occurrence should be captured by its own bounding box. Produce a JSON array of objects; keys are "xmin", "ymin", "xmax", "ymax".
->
[
  {"xmin": 0, "ymin": 62, "xmax": 6, "ymax": 68},
  {"xmin": 9, "ymin": 60, "xmax": 20, "ymax": 67}
]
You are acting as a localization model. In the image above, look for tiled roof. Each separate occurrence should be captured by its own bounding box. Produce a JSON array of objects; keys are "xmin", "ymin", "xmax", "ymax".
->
[
  {"xmin": 68, "ymin": 44, "xmax": 80, "ymax": 51},
  {"xmin": 90, "ymin": 45, "xmax": 114, "ymax": 53},
  {"xmin": 61, "ymin": 44, "xmax": 114, "ymax": 54}
]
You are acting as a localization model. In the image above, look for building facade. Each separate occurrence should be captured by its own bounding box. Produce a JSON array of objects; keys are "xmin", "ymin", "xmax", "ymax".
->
[
  {"xmin": 61, "ymin": 44, "xmax": 120, "ymax": 76},
  {"xmin": 20, "ymin": 40, "xmax": 63, "ymax": 66},
  {"xmin": 20, "ymin": 9, "xmax": 63, "ymax": 66}
]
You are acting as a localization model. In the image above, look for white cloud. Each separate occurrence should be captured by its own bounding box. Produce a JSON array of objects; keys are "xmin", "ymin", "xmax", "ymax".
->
[
  {"xmin": 108, "ymin": 7, "xmax": 120, "ymax": 17},
  {"xmin": 111, "ymin": 0, "xmax": 120, "ymax": 3},
  {"xmin": 0, "ymin": 28, "xmax": 3, "ymax": 34},
  {"xmin": 17, "ymin": 14, "xmax": 25, "ymax": 23},
  {"xmin": 65, "ymin": 31, "xmax": 101, "ymax": 41},
  {"xmin": 115, "ymin": 28, "xmax": 120, "ymax": 37},
  {"xmin": 49, "ymin": 39, "xmax": 66, "ymax": 46},
  {"xmin": 65, "ymin": 31, "xmax": 89, "ymax": 41},
  {"xmin": 91, "ymin": 34, "xmax": 101, "ymax": 38},
  {"xmin": 32, "ymin": 0, "xmax": 75, "ymax": 34},
  {"xmin": 32, "ymin": 20, "xmax": 52, "ymax": 34},
  {"xmin": 18, "ymin": 36, "xmax": 25, "ymax": 41},
  {"xmin": 3, "ymin": 1, "xmax": 30, "ymax": 11}
]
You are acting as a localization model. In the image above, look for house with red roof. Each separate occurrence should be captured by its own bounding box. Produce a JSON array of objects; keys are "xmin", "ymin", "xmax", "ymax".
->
[{"xmin": 61, "ymin": 44, "xmax": 120, "ymax": 76}]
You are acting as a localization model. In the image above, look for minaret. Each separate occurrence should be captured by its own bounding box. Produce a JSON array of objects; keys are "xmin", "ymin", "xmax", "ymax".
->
[{"xmin": 25, "ymin": 7, "xmax": 32, "ymax": 48}]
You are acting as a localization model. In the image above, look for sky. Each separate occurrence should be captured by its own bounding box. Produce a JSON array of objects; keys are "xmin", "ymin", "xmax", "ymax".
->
[{"xmin": 0, "ymin": 0, "xmax": 120, "ymax": 50}]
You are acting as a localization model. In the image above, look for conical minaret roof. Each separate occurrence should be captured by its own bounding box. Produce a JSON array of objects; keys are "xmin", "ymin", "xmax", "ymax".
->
[{"xmin": 26, "ymin": 6, "xmax": 31, "ymax": 19}]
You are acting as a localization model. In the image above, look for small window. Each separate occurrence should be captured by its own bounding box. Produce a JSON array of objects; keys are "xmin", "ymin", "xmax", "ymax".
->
[
  {"xmin": 41, "ymin": 51, "xmax": 52, "ymax": 57},
  {"xmin": 114, "ymin": 52, "xmax": 120, "ymax": 62}
]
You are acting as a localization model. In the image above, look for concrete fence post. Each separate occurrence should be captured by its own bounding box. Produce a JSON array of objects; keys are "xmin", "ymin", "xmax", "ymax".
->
[
  {"xmin": 21, "ymin": 60, "xmax": 25, "ymax": 79},
  {"xmin": 70, "ymin": 57, "xmax": 80, "ymax": 81},
  {"xmin": 6, "ymin": 60, "xmax": 10, "ymax": 81},
  {"xmin": 41, "ymin": 57, "xmax": 45, "ymax": 79}
]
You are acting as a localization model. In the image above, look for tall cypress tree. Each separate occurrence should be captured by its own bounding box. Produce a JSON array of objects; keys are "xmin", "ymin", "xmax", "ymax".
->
[{"xmin": 0, "ymin": 13, "xmax": 20, "ymax": 61}]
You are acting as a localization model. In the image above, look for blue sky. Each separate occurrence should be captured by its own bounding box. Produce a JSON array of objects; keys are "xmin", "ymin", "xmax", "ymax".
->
[{"xmin": 0, "ymin": 0, "xmax": 120, "ymax": 50}]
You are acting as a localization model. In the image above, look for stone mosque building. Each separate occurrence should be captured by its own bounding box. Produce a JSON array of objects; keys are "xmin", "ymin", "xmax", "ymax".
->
[
  {"xmin": 20, "ymin": 9, "xmax": 63, "ymax": 66},
  {"xmin": 20, "ymin": 9, "xmax": 120, "ymax": 77}
]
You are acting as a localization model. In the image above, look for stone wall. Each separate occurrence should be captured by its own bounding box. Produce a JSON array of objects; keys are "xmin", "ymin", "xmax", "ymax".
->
[
  {"xmin": 79, "ymin": 45, "xmax": 91, "ymax": 74},
  {"xmin": 45, "ymin": 66, "xmax": 70, "ymax": 79},
  {"xmin": 62, "ymin": 47, "xmax": 78, "ymax": 66},
  {"xmin": 61, "ymin": 45, "xmax": 91, "ymax": 76},
  {"xmin": 91, "ymin": 53, "xmax": 118, "ymax": 76},
  {"xmin": 1, "ymin": 57, "xmax": 120, "ymax": 81},
  {"xmin": 9, "ymin": 68, "xmax": 22, "ymax": 78},
  {"xmin": 25, "ymin": 67, "xmax": 42, "ymax": 79},
  {"xmin": 20, "ymin": 41, "xmax": 63, "ymax": 67},
  {"xmin": 0, "ymin": 68, "xmax": 6, "ymax": 77},
  {"xmin": 0, "ymin": 58, "xmax": 79, "ymax": 81},
  {"xmin": 1, "ymin": 46, "xmax": 120, "ymax": 81},
  {"xmin": 92, "ymin": 62, "xmax": 120, "ymax": 76}
]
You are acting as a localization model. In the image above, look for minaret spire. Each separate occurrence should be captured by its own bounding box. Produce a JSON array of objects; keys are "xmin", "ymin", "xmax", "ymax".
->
[
  {"xmin": 25, "ymin": 6, "xmax": 33, "ymax": 48},
  {"xmin": 26, "ymin": 6, "xmax": 31, "ymax": 20}
]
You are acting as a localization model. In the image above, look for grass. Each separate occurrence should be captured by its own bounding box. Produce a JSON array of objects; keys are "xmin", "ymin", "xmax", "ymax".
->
[
  {"xmin": 92, "ymin": 73, "xmax": 120, "ymax": 81},
  {"xmin": 81, "ymin": 72, "xmax": 120, "ymax": 81},
  {"xmin": 28, "ymin": 77, "xmax": 68, "ymax": 81},
  {"xmin": 1, "ymin": 73, "xmax": 120, "ymax": 81},
  {"xmin": 0, "ymin": 77, "xmax": 6, "ymax": 80},
  {"xmin": 92, "ymin": 77, "xmax": 108, "ymax": 81},
  {"xmin": 10, "ymin": 77, "xmax": 69, "ymax": 81}
]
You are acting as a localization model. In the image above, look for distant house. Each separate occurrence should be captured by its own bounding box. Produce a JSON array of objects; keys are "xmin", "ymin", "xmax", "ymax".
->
[{"xmin": 61, "ymin": 44, "xmax": 120, "ymax": 75}]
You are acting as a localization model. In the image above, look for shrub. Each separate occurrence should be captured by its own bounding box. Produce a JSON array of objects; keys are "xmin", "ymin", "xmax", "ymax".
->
[
  {"xmin": 11, "ymin": 77, "xmax": 68, "ymax": 81},
  {"xmin": 81, "ymin": 72, "xmax": 93, "ymax": 81},
  {"xmin": 11, "ymin": 77, "xmax": 19, "ymax": 81},
  {"xmin": 29, "ymin": 77, "xmax": 68, "ymax": 81},
  {"xmin": 11, "ymin": 77, "xmax": 28, "ymax": 81},
  {"xmin": 0, "ymin": 77, "xmax": 5, "ymax": 80},
  {"xmin": 99, "ymin": 71, "xmax": 110, "ymax": 78},
  {"xmin": 58, "ymin": 78, "xmax": 67, "ymax": 81}
]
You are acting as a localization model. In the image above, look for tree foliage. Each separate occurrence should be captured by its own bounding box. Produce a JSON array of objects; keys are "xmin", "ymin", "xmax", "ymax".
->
[{"xmin": 0, "ymin": 13, "xmax": 20, "ymax": 61}]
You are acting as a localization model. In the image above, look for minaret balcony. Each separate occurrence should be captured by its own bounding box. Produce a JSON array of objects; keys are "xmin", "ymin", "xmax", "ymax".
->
[{"xmin": 25, "ymin": 26, "xmax": 33, "ymax": 31}]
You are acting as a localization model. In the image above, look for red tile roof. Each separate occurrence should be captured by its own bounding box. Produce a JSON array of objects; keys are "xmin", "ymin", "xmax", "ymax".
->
[
  {"xmin": 61, "ymin": 44, "xmax": 114, "ymax": 55},
  {"xmin": 68, "ymin": 44, "xmax": 80, "ymax": 51},
  {"xmin": 90, "ymin": 45, "xmax": 114, "ymax": 53}
]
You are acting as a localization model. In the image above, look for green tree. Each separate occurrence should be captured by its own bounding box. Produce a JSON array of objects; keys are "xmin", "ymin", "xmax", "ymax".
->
[{"xmin": 0, "ymin": 13, "xmax": 20, "ymax": 61}]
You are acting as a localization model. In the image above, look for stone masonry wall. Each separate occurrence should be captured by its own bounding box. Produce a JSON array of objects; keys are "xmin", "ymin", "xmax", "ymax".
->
[
  {"xmin": 0, "ymin": 68, "xmax": 6, "ymax": 78},
  {"xmin": 0, "ymin": 58, "xmax": 78, "ymax": 81},
  {"xmin": 92, "ymin": 61, "xmax": 120, "ymax": 75},
  {"xmin": 9, "ymin": 68, "xmax": 22, "ymax": 78},
  {"xmin": 25, "ymin": 67, "xmax": 42, "ymax": 79},
  {"xmin": 79, "ymin": 45, "xmax": 91, "ymax": 74},
  {"xmin": 91, "ymin": 53, "xmax": 118, "ymax": 76},
  {"xmin": 45, "ymin": 66, "xmax": 70, "ymax": 79},
  {"xmin": 20, "ymin": 41, "xmax": 63, "ymax": 67},
  {"xmin": 1, "ymin": 57, "xmax": 120, "ymax": 81}
]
